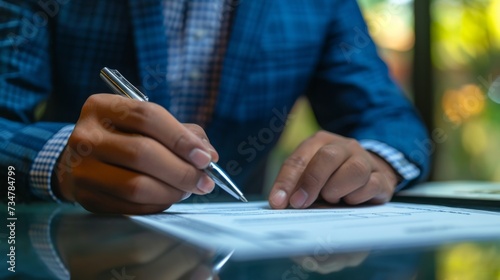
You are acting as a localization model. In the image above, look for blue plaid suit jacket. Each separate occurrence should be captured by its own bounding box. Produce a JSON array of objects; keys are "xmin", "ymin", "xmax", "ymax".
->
[{"xmin": 0, "ymin": 0, "xmax": 430, "ymax": 201}]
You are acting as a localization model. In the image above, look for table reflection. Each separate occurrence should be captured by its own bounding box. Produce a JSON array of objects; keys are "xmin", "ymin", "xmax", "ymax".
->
[
  {"xmin": 3, "ymin": 203, "xmax": 499, "ymax": 280},
  {"xmin": 54, "ymin": 213, "xmax": 223, "ymax": 280}
]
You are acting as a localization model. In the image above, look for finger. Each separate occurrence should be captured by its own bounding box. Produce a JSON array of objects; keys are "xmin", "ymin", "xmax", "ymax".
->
[
  {"xmin": 72, "ymin": 159, "xmax": 188, "ymax": 205},
  {"xmin": 202, "ymin": 138, "xmax": 219, "ymax": 162},
  {"xmin": 184, "ymin": 123, "xmax": 219, "ymax": 162},
  {"xmin": 84, "ymin": 94, "xmax": 213, "ymax": 169},
  {"xmin": 70, "ymin": 129, "xmax": 214, "ymax": 195},
  {"xmin": 290, "ymin": 144, "xmax": 348, "ymax": 208},
  {"xmin": 341, "ymin": 172, "xmax": 392, "ymax": 205},
  {"xmin": 269, "ymin": 132, "xmax": 341, "ymax": 209},
  {"xmin": 320, "ymin": 156, "xmax": 372, "ymax": 204},
  {"xmin": 269, "ymin": 138, "xmax": 321, "ymax": 209}
]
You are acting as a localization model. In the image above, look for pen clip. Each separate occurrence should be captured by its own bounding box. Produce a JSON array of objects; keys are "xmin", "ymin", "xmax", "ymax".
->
[{"xmin": 100, "ymin": 67, "xmax": 149, "ymax": 101}]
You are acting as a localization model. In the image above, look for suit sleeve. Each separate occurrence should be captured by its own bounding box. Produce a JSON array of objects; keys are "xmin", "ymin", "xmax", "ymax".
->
[
  {"xmin": 307, "ymin": 0, "xmax": 431, "ymax": 187},
  {"xmin": 1, "ymin": 0, "xmax": 70, "ymax": 202}
]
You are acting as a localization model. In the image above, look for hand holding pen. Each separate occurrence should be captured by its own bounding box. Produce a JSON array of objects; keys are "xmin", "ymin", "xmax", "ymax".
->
[
  {"xmin": 52, "ymin": 68, "xmax": 245, "ymax": 214},
  {"xmin": 100, "ymin": 67, "xmax": 246, "ymax": 203}
]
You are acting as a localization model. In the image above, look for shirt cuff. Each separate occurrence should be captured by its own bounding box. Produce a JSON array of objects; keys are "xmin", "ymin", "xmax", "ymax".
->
[
  {"xmin": 30, "ymin": 125, "xmax": 75, "ymax": 202},
  {"xmin": 359, "ymin": 139, "xmax": 420, "ymax": 191}
]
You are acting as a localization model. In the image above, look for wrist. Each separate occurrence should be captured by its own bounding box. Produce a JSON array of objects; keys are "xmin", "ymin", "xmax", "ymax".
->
[{"xmin": 52, "ymin": 147, "xmax": 75, "ymax": 202}]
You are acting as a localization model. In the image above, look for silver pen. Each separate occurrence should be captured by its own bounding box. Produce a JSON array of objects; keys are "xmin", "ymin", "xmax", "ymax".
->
[{"xmin": 100, "ymin": 67, "xmax": 248, "ymax": 202}]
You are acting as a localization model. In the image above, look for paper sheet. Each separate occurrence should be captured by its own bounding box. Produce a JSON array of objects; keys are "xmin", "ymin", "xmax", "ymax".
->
[{"xmin": 131, "ymin": 201, "xmax": 500, "ymax": 260}]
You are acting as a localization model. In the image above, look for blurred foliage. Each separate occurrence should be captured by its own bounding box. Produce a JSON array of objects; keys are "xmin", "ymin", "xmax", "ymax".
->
[
  {"xmin": 432, "ymin": 0, "xmax": 500, "ymax": 70},
  {"xmin": 436, "ymin": 242, "xmax": 500, "ymax": 280},
  {"xmin": 432, "ymin": 0, "xmax": 500, "ymax": 181}
]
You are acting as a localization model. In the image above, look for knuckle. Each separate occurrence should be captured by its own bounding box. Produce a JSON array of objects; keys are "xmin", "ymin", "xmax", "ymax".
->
[
  {"xmin": 129, "ymin": 102, "xmax": 155, "ymax": 125},
  {"xmin": 68, "ymin": 129, "xmax": 85, "ymax": 148},
  {"xmin": 186, "ymin": 123, "xmax": 205, "ymax": 136},
  {"xmin": 368, "ymin": 174, "xmax": 384, "ymax": 189},
  {"xmin": 317, "ymin": 146, "xmax": 339, "ymax": 161},
  {"xmin": 348, "ymin": 158, "xmax": 371, "ymax": 179},
  {"xmin": 81, "ymin": 94, "xmax": 106, "ymax": 118},
  {"xmin": 346, "ymin": 138, "xmax": 361, "ymax": 150},
  {"xmin": 87, "ymin": 93, "xmax": 104, "ymax": 103},
  {"xmin": 273, "ymin": 178, "xmax": 295, "ymax": 192},
  {"xmin": 301, "ymin": 172, "xmax": 322, "ymax": 189},
  {"xmin": 177, "ymin": 167, "xmax": 199, "ymax": 189},
  {"xmin": 313, "ymin": 130, "xmax": 329, "ymax": 139},
  {"xmin": 284, "ymin": 155, "xmax": 308, "ymax": 170},
  {"xmin": 123, "ymin": 138, "xmax": 152, "ymax": 164},
  {"xmin": 173, "ymin": 131, "xmax": 191, "ymax": 152},
  {"xmin": 83, "ymin": 94, "xmax": 101, "ymax": 110}
]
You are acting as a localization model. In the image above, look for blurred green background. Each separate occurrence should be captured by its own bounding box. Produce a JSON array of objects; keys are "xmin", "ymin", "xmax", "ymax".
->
[{"xmin": 270, "ymin": 1, "xmax": 500, "ymax": 278}]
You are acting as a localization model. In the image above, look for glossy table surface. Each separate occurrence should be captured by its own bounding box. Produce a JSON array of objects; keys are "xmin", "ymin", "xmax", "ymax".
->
[{"xmin": 2, "ymin": 197, "xmax": 499, "ymax": 280}]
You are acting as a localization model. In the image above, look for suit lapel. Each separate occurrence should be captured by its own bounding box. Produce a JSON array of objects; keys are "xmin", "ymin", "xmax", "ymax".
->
[{"xmin": 128, "ymin": 0, "xmax": 170, "ymax": 105}]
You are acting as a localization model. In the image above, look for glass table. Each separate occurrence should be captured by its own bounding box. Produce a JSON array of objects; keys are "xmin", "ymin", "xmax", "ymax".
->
[{"xmin": 2, "ymin": 199, "xmax": 499, "ymax": 280}]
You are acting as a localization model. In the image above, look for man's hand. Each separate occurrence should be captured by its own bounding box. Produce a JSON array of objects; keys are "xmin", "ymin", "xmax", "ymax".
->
[
  {"xmin": 269, "ymin": 131, "xmax": 399, "ymax": 209},
  {"xmin": 53, "ymin": 94, "xmax": 218, "ymax": 214}
]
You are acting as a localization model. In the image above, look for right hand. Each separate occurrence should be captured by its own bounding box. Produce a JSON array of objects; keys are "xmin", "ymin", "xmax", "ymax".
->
[{"xmin": 53, "ymin": 94, "xmax": 219, "ymax": 214}]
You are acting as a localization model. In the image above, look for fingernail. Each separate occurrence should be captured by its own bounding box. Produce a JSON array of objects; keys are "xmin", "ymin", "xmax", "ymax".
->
[
  {"xmin": 197, "ymin": 175, "xmax": 215, "ymax": 194},
  {"xmin": 290, "ymin": 188, "xmax": 308, "ymax": 208},
  {"xmin": 189, "ymin": 148, "xmax": 212, "ymax": 169},
  {"xmin": 181, "ymin": 192, "xmax": 192, "ymax": 201},
  {"xmin": 271, "ymin": 190, "xmax": 287, "ymax": 207}
]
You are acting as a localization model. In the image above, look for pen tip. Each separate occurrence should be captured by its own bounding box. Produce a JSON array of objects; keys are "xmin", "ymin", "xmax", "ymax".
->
[{"xmin": 240, "ymin": 196, "xmax": 248, "ymax": 203}]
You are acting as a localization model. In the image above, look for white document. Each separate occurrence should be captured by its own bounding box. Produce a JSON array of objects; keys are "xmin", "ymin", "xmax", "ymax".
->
[{"xmin": 131, "ymin": 201, "xmax": 500, "ymax": 260}]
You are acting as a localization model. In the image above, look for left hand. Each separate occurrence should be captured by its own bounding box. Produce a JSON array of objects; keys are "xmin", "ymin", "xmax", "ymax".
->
[{"xmin": 269, "ymin": 131, "xmax": 399, "ymax": 209}]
